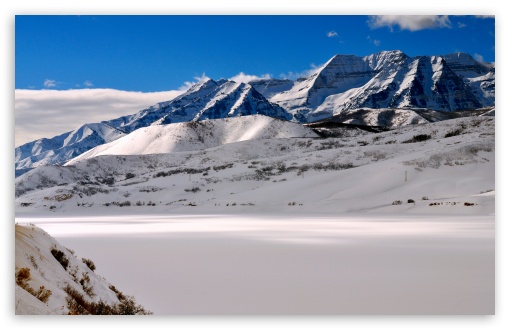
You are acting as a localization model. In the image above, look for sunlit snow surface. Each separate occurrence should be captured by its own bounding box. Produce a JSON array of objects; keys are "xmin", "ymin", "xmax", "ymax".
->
[{"xmin": 17, "ymin": 214, "xmax": 494, "ymax": 315}]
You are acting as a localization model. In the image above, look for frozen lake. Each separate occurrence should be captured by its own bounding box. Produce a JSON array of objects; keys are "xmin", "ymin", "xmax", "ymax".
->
[{"xmin": 16, "ymin": 213, "xmax": 495, "ymax": 315}]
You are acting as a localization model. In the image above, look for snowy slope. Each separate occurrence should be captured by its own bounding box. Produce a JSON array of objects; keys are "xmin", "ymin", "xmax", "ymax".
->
[
  {"xmin": 68, "ymin": 115, "xmax": 318, "ymax": 162},
  {"xmin": 248, "ymin": 78, "xmax": 294, "ymax": 99},
  {"xmin": 467, "ymin": 68, "xmax": 495, "ymax": 107},
  {"xmin": 15, "ymin": 224, "xmax": 150, "ymax": 314},
  {"xmin": 15, "ymin": 116, "xmax": 494, "ymax": 216}
]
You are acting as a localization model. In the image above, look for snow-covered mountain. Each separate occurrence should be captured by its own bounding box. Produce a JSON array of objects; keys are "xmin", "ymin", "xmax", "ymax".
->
[
  {"xmin": 15, "ymin": 123, "xmax": 126, "ymax": 174},
  {"xmin": 15, "ymin": 79, "xmax": 290, "ymax": 174},
  {"xmin": 263, "ymin": 51, "xmax": 493, "ymax": 122},
  {"xmin": 104, "ymin": 79, "xmax": 291, "ymax": 131},
  {"xmin": 15, "ymin": 224, "xmax": 150, "ymax": 314},
  {"xmin": 15, "ymin": 51, "xmax": 494, "ymax": 175},
  {"xmin": 69, "ymin": 115, "xmax": 318, "ymax": 163}
]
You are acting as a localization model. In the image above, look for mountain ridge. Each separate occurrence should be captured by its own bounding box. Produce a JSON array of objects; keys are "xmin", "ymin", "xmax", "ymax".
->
[{"xmin": 15, "ymin": 50, "xmax": 495, "ymax": 175}]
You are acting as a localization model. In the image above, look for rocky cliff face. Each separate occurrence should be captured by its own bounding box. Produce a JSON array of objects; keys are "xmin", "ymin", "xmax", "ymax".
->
[{"xmin": 264, "ymin": 51, "xmax": 492, "ymax": 122}]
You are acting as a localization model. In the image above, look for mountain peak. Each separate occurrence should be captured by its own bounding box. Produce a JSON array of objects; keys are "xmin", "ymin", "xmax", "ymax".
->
[
  {"xmin": 186, "ymin": 78, "xmax": 218, "ymax": 93},
  {"xmin": 442, "ymin": 52, "xmax": 492, "ymax": 78},
  {"xmin": 443, "ymin": 52, "xmax": 477, "ymax": 64}
]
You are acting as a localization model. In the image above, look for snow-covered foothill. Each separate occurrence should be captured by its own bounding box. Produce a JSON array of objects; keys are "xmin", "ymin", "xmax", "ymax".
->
[
  {"xmin": 69, "ymin": 115, "xmax": 318, "ymax": 161},
  {"xmin": 15, "ymin": 116, "xmax": 494, "ymax": 217}
]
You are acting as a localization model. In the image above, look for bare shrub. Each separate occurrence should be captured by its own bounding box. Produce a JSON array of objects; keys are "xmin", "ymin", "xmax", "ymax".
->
[
  {"xmin": 15, "ymin": 268, "xmax": 52, "ymax": 303},
  {"xmin": 110, "ymin": 201, "xmax": 131, "ymax": 207},
  {"xmin": 80, "ymin": 272, "xmax": 95, "ymax": 297},
  {"xmin": 35, "ymin": 286, "xmax": 52, "ymax": 303},
  {"xmin": 364, "ymin": 150, "xmax": 386, "ymax": 160},
  {"xmin": 65, "ymin": 285, "xmax": 151, "ymax": 315},
  {"xmin": 51, "ymin": 247, "xmax": 69, "ymax": 270},
  {"xmin": 16, "ymin": 267, "xmax": 31, "ymax": 286},
  {"xmin": 154, "ymin": 166, "xmax": 210, "ymax": 178},
  {"xmin": 402, "ymin": 134, "xmax": 431, "ymax": 143},
  {"xmin": 139, "ymin": 186, "xmax": 163, "ymax": 193},
  {"xmin": 392, "ymin": 200, "xmax": 402, "ymax": 205},
  {"xmin": 213, "ymin": 163, "xmax": 234, "ymax": 171},
  {"xmin": 28, "ymin": 255, "xmax": 38, "ymax": 270},
  {"xmin": 54, "ymin": 194, "xmax": 73, "ymax": 202},
  {"xmin": 444, "ymin": 128, "xmax": 463, "ymax": 138},
  {"xmin": 82, "ymin": 258, "xmax": 96, "ymax": 272}
]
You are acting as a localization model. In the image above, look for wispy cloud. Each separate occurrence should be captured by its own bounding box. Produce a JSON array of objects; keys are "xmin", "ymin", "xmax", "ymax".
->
[
  {"xmin": 179, "ymin": 73, "xmax": 211, "ymax": 91},
  {"xmin": 229, "ymin": 72, "xmax": 271, "ymax": 84},
  {"xmin": 43, "ymin": 79, "xmax": 57, "ymax": 88},
  {"xmin": 457, "ymin": 22, "xmax": 467, "ymax": 28},
  {"xmin": 474, "ymin": 53, "xmax": 484, "ymax": 62},
  {"xmin": 368, "ymin": 15, "xmax": 452, "ymax": 32},
  {"xmin": 475, "ymin": 15, "xmax": 495, "ymax": 19},
  {"xmin": 367, "ymin": 36, "xmax": 381, "ymax": 46},
  {"xmin": 15, "ymin": 88, "xmax": 185, "ymax": 146},
  {"xmin": 327, "ymin": 30, "xmax": 338, "ymax": 38},
  {"xmin": 83, "ymin": 80, "xmax": 94, "ymax": 87},
  {"xmin": 279, "ymin": 64, "xmax": 321, "ymax": 80}
]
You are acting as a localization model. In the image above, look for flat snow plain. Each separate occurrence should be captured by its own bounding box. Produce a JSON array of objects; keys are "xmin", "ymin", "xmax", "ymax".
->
[{"xmin": 16, "ymin": 213, "xmax": 494, "ymax": 315}]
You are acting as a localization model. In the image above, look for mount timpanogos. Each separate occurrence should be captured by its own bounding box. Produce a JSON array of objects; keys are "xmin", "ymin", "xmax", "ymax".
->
[{"xmin": 15, "ymin": 50, "xmax": 495, "ymax": 175}]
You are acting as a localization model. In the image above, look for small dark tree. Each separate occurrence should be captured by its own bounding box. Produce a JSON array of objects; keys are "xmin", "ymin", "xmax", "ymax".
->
[{"xmin": 82, "ymin": 258, "xmax": 96, "ymax": 272}]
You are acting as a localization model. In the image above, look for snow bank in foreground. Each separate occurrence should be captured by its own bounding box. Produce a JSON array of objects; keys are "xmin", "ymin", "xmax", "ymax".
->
[{"xmin": 15, "ymin": 224, "xmax": 151, "ymax": 315}]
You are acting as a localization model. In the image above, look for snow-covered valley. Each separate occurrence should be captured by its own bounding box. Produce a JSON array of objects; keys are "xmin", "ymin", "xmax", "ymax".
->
[{"xmin": 15, "ymin": 115, "xmax": 495, "ymax": 216}]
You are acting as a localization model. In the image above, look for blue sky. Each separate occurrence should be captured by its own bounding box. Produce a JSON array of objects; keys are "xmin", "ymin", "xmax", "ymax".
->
[{"xmin": 16, "ymin": 15, "xmax": 495, "ymax": 92}]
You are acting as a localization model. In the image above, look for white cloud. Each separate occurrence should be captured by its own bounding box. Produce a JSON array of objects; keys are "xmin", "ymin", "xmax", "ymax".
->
[
  {"xmin": 83, "ymin": 80, "xmax": 94, "ymax": 87},
  {"xmin": 474, "ymin": 53, "xmax": 484, "ymax": 62},
  {"xmin": 475, "ymin": 15, "xmax": 495, "ymax": 19},
  {"xmin": 368, "ymin": 15, "xmax": 452, "ymax": 32},
  {"xmin": 457, "ymin": 22, "xmax": 467, "ymax": 28},
  {"xmin": 179, "ymin": 73, "xmax": 211, "ymax": 91},
  {"xmin": 15, "ymin": 88, "xmax": 185, "ymax": 146},
  {"xmin": 43, "ymin": 79, "xmax": 57, "ymax": 88},
  {"xmin": 327, "ymin": 30, "xmax": 338, "ymax": 38},
  {"xmin": 229, "ymin": 72, "xmax": 272, "ymax": 84},
  {"xmin": 279, "ymin": 64, "xmax": 321, "ymax": 81},
  {"xmin": 367, "ymin": 36, "xmax": 382, "ymax": 46}
]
